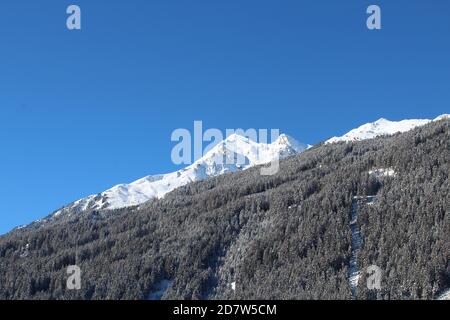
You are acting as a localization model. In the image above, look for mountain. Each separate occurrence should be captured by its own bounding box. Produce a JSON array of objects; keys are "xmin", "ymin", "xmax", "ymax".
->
[
  {"xmin": 1, "ymin": 119, "xmax": 448, "ymax": 300},
  {"xmin": 16, "ymin": 114, "xmax": 449, "ymax": 229},
  {"xmin": 326, "ymin": 114, "xmax": 449, "ymax": 144},
  {"xmin": 50, "ymin": 133, "xmax": 309, "ymax": 220},
  {"xmin": 20, "ymin": 114, "xmax": 449, "ymax": 228}
]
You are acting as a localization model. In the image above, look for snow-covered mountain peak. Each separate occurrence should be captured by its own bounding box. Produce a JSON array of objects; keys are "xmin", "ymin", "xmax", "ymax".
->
[
  {"xmin": 274, "ymin": 134, "xmax": 309, "ymax": 151},
  {"xmin": 51, "ymin": 132, "xmax": 307, "ymax": 218},
  {"xmin": 326, "ymin": 114, "xmax": 447, "ymax": 144},
  {"xmin": 374, "ymin": 118, "xmax": 388, "ymax": 123}
]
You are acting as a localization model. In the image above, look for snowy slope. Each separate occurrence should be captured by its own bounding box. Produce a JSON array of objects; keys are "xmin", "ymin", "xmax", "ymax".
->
[
  {"xmin": 52, "ymin": 134, "xmax": 308, "ymax": 218},
  {"xmin": 349, "ymin": 198, "xmax": 361, "ymax": 298},
  {"xmin": 437, "ymin": 289, "xmax": 450, "ymax": 300},
  {"xmin": 326, "ymin": 114, "xmax": 449, "ymax": 144}
]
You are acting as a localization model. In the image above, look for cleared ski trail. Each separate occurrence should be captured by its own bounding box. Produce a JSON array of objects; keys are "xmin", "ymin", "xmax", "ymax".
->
[{"xmin": 349, "ymin": 196, "xmax": 376, "ymax": 299}]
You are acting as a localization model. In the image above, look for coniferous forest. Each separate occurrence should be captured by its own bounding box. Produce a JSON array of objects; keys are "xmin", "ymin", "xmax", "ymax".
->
[{"xmin": 0, "ymin": 120, "xmax": 448, "ymax": 300}]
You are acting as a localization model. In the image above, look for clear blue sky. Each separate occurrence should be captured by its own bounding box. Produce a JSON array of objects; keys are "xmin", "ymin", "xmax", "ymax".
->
[{"xmin": 1, "ymin": 0, "xmax": 449, "ymax": 234}]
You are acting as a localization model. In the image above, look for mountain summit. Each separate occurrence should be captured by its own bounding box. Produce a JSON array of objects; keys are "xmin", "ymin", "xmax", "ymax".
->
[{"xmin": 50, "ymin": 133, "xmax": 308, "ymax": 219}]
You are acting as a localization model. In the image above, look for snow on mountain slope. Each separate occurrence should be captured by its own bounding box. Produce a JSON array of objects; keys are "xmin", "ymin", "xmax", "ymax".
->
[
  {"xmin": 52, "ymin": 134, "xmax": 308, "ymax": 218},
  {"xmin": 326, "ymin": 114, "xmax": 449, "ymax": 144},
  {"xmin": 437, "ymin": 288, "xmax": 450, "ymax": 300},
  {"xmin": 29, "ymin": 114, "xmax": 449, "ymax": 225}
]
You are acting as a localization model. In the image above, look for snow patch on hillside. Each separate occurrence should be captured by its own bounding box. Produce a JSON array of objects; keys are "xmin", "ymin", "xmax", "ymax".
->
[
  {"xmin": 437, "ymin": 289, "xmax": 450, "ymax": 300},
  {"xmin": 369, "ymin": 168, "xmax": 396, "ymax": 178}
]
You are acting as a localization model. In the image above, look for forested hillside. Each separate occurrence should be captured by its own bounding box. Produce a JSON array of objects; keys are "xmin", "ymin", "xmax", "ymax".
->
[{"xmin": 0, "ymin": 120, "xmax": 448, "ymax": 300}]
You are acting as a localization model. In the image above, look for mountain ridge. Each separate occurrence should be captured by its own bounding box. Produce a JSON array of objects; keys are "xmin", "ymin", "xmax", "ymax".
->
[
  {"xmin": 326, "ymin": 114, "xmax": 449, "ymax": 143},
  {"xmin": 56, "ymin": 114, "xmax": 449, "ymax": 218},
  {"xmin": 13, "ymin": 114, "xmax": 448, "ymax": 232}
]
